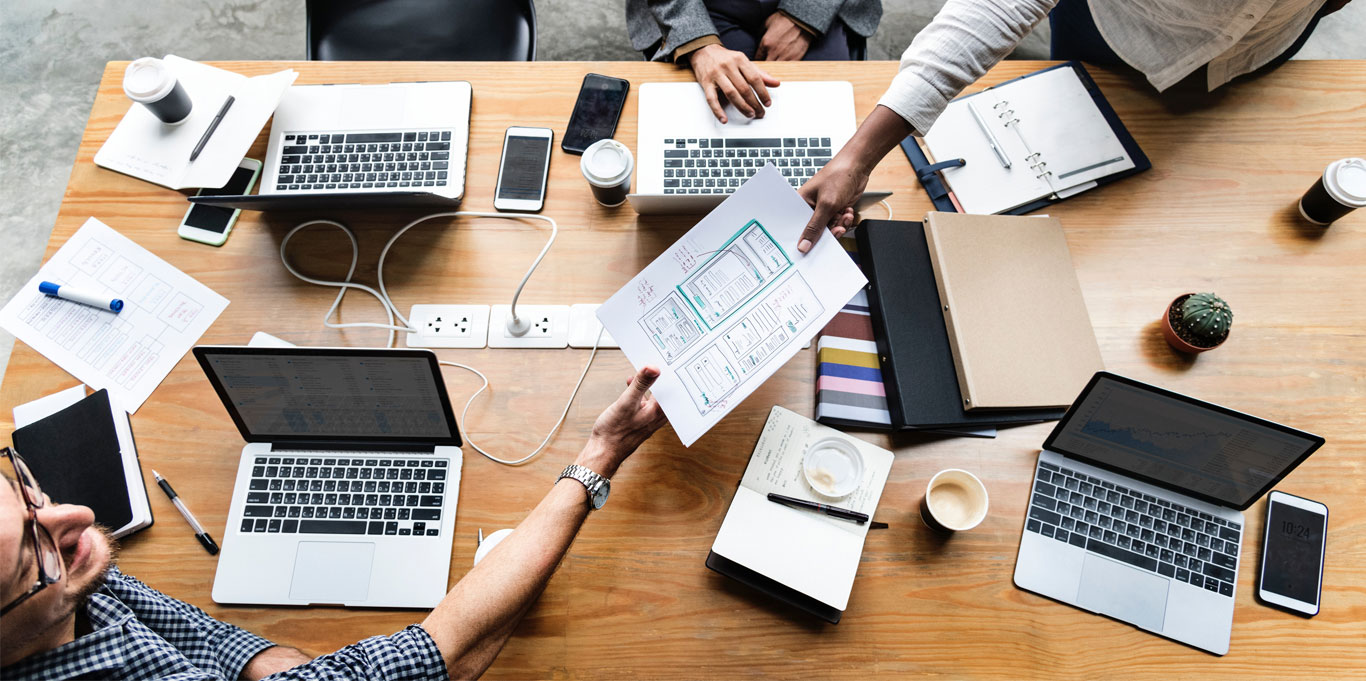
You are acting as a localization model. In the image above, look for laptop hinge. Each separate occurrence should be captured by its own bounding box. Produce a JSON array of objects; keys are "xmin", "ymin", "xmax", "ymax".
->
[{"xmin": 269, "ymin": 442, "xmax": 437, "ymax": 453}]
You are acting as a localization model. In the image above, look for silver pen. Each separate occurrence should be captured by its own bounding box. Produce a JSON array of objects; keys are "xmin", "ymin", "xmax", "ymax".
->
[{"xmin": 968, "ymin": 100, "xmax": 1011, "ymax": 169}]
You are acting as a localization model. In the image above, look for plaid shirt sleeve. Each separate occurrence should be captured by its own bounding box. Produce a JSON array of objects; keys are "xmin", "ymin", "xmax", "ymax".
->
[{"xmin": 263, "ymin": 625, "xmax": 449, "ymax": 681}]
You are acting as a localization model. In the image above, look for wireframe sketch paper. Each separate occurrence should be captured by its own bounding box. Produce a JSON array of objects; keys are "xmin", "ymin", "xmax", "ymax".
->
[
  {"xmin": 0, "ymin": 218, "xmax": 229, "ymax": 413},
  {"xmin": 598, "ymin": 164, "xmax": 867, "ymax": 446},
  {"xmin": 95, "ymin": 56, "xmax": 296, "ymax": 190}
]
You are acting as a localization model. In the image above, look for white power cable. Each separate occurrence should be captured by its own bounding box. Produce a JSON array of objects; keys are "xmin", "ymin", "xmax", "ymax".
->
[
  {"xmin": 880, "ymin": 199, "xmax": 894, "ymax": 220},
  {"xmin": 279, "ymin": 210, "xmax": 589, "ymax": 467}
]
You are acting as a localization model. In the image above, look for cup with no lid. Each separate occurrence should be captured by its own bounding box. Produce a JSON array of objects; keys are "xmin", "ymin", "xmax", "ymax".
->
[
  {"xmin": 920, "ymin": 469, "xmax": 989, "ymax": 532},
  {"xmin": 803, "ymin": 436, "xmax": 864, "ymax": 498}
]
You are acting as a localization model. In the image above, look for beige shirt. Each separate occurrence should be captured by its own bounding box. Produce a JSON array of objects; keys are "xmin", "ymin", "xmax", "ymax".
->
[{"xmin": 879, "ymin": 0, "xmax": 1329, "ymax": 135}]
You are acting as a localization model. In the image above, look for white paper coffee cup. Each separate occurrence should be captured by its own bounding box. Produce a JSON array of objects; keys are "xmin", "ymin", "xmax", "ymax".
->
[
  {"xmin": 123, "ymin": 57, "xmax": 193, "ymax": 124},
  {"xmin": 919, "ymin": 469, "xmax": 989, "ymax": 532},
  {"xmin": 581, "ymin": 139, "xmax": 633, "ymax": 207}
]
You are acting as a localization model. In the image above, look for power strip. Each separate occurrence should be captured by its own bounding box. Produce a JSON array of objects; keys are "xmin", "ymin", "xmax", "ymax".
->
[
  {"xmin": 568, "ymin": 304, "xmax": 619, "ymax": 348},
  {"xmin": 487, "ymin": 304, "xmax": 571, "ymax": 348},
  {"xmin": 406, "ymin": 304, "xmax": 491, "ymax": 348}
]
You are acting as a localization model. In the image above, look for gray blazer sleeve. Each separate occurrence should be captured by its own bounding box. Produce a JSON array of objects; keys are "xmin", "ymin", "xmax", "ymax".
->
[
  {"xmin": 778, "ymin": 0, "xmax": 883, "ymax": 38},
  {"xmin": 626, "ymin": 0, "xmax": 721, "ymax": 59}
]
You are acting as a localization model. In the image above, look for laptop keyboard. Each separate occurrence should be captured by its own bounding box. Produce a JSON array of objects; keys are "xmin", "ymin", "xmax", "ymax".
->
[
  {"xmin": 661, "ymin": 137, "xmax": 832, "ymax": 194},
  {"xmin": 273, "ymin": 130, "xmax": 456, "ymax": 192},
  {"xmin": 1026, "ymin": 461, "xmax": 1240, "ymax": 598},
  {"xmin": 239, "ymin": 455, "xmax": 448, "ymax": 537}
]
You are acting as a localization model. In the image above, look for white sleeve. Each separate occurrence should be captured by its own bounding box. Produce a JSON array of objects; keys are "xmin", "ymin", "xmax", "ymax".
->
[{"xmin": 877, "ymin": 0, "xmax": 1058, "ymax": 135}]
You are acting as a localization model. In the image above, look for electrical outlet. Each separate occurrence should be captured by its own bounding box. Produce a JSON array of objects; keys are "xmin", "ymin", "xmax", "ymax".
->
[
  {"xmin": 405, "ymin": 304, "xmax": 490, "ymax": 348},
  {"xmin": 568, "ymin": 304, "xmax": 620, "ymax": 348},
  {"xmin": 488, "ymin": 304, "xmax": 570, "ymax": 348}
]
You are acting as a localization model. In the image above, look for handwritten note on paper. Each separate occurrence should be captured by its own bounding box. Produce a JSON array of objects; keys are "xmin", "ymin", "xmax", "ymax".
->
[
  {"xmin": 0, "ymin": 218, "xmax": 229, "ymax": 413},
  {"xmin": 597, "ymin": 165, "xmax": 867, "ymax": 446}
]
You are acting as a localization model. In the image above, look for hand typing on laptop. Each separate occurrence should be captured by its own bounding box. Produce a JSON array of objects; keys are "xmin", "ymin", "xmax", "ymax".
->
[
  {"xmin": 0, "ymin": 366, "xmax": 668, "ymax": 681},
  {"xmin": 686, "ymin": 44, "xmax": 780, "ymax": 123}
]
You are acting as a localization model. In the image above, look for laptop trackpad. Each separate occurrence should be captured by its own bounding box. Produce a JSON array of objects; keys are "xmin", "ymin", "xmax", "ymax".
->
[
  {"xmin": 1076, "ymin": 554, "xmax": 1169, "ymax": 631},
  {"xmin": 289, "ymin": 542, "xmax": 375, "ymax": 603}
]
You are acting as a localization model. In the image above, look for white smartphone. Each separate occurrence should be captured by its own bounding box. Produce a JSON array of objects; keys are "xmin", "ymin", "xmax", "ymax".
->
[
  {"xmin": 179, "ymin": 158, "xmax": 262, "ymax": 246},
  {"xmin": 493, "ymin": 126, "xmax": 553, "ymax": 212},
  {"xmin": 1257, "ymin": 490, "xmax": 1328, "ymax": 616}
]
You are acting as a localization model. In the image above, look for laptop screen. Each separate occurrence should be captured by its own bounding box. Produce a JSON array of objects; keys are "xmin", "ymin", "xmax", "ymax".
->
[
  {"xmin": 195, "ymin": 347, "xmax": 461, "ymax": 446},
  {"xmin": 1044, "ymin": 373, "xmax": 1322, "ymax": 510}
]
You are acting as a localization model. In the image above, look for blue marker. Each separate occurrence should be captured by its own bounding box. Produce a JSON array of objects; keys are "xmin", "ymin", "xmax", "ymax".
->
[{"xmin": 38, "ymin": 281, "xmax": 123, "ymax": 313}]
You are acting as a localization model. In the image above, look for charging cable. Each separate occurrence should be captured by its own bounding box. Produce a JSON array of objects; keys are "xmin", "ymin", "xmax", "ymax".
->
[{"xmin": 280, "ymin": 210, "xmax": 592, "ymax": 467}]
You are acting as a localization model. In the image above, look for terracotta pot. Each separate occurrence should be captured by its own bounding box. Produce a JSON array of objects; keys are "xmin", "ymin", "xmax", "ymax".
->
[{"xmin": 1161, "ymin": 293, "xmax": 1226, "ymax": 354}]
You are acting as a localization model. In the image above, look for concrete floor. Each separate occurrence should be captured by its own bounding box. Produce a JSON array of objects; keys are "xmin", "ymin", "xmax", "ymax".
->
[{"xmin": 2, "ymin": 0, "xmax": 1364, "ymax": 385}]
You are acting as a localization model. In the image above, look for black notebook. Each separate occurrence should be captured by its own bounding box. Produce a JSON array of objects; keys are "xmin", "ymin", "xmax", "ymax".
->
[
  {"xmin": 855, "ymin": 220, "xmax": 1065, "ymax": 430},
  {"xmin": 11, "ymin": 389, "xmax": 152, "ymax": 537}
]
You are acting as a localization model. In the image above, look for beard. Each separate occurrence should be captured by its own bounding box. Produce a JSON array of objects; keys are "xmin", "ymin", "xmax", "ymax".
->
[{"xmin": 66, "ymin": 524, "xmax": 119, "ymax": 607}]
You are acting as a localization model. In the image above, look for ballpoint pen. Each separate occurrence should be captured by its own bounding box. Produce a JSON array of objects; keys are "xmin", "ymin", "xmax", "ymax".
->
[
  {"xmin": 152, "ymin": 470, "xmax": 219, "ymax": 555},
  {"xmin": 767, "ymin": 492, "xmax": 870, "ymax": 524},
  {"xmin": 968, "ymin": 100, "xmax": 1011, "ymax": 169},
  {"xmin": 189, "ymin": 95, "xmax": 235, "ymax": 162}
]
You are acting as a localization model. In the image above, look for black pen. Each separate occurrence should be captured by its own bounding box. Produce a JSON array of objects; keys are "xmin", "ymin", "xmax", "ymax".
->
[
  {"xmin": 188, "ymin": 95, "xmax": 235, "ymax": 162},
  {"xmin": 152, "ymin": 470, "xmax": 219, "ymax": 555},
  {"xmin": 767, "ymin": 492, "xmax": 869, "ymax": 524}
]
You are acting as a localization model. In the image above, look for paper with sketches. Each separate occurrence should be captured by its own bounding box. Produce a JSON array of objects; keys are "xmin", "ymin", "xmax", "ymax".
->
[
  {"xmin": 598, "ymin": 164, "xmax": 867, "ymax": 446},
  {"xmin": 0, "ymin": 218, "xmax": 229, "ymax": 413},
  {"xmin": 95, "ymin": 55, "xmax": 296, "ymax": 189}
]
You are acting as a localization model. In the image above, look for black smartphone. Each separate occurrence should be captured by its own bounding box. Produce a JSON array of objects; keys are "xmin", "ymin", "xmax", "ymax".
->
[
  {"xmin": 561, "ymin": 74, "xmax": 629, "ymax": 155},
  {"xmin": 1257, "ymin": 490, "xmax": 1328, "ymax": 616}
]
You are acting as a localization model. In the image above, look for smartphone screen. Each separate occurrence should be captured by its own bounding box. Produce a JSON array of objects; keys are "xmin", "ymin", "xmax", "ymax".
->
[
  {"xmin": 497, "ymin": 135, "xmax": 551, "ymax": 202},
  {"xmin": 1262, "ymin": 498, "xmax": 1326, "ymax": 606},
  {"xmin": 562, "ymin": 74, "xmax": 629, "ymax": 154},
  {"xmin": 186, "ymin": 165, "xmax": 258, "ymax": 232}
]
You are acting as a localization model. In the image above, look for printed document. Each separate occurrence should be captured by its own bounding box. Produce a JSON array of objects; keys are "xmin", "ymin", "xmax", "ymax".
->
[
  {"xmin": 0, "ymin": 218, "xmax": 229, "ymax": 413},
  {"xmin": 598, "ymin": 164, "xmax": 866, "ymax": 446}
]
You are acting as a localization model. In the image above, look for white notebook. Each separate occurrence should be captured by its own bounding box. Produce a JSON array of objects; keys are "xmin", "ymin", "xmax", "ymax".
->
[
  {"xmin": 711, "ymin": 406, "xmax": 893, "ymax": 612},
  {"xmin": 923, "ymin": 65, "xmax": 1136, "ymax": 215}
]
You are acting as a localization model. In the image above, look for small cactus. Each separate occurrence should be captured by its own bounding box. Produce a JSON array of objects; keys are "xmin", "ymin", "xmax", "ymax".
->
[{"xmin": 1179, "ymin": 293, "xmax": 1233, "ymax": 346}]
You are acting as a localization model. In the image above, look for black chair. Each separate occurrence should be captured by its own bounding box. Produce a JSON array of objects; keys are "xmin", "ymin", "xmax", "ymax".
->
[
  {"xmin": 847, "ymin": 33, "xmax": 868, "ymax": 61},
  {"xmin": 306, "ymin": 0, "xmax": 537, "ymax": 61}
]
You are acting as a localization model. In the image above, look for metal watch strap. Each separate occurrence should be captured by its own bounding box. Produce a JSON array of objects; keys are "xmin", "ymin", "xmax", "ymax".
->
[{"xmin": 558, "ymin": 464, "xmax": 608, "ymax": 510}]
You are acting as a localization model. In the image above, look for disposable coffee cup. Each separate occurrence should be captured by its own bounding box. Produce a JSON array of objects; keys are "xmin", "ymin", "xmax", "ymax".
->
[
  {"xmin": 1299, "ymin": 157, "xmax": 1366, "ymax": 225},
  {"xmin": 123, "ymin": 57, "xmax": 193, "ymax": 125},
  {"xmin": 581, "ymin": 138, "xmax": 633, "ymax": 207},
  {"xmin": 919, "ymin": 469, "xmax": 989, "ymax": 532},
  {"xmin": 803, "ymin": 436, "xmax": 864, "ymax": 498}
]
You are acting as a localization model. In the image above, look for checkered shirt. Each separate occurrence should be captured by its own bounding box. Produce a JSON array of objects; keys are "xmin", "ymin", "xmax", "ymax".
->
[{"xmin": 1, "ymin": 567, "xmax": 449, "ymax": 681}]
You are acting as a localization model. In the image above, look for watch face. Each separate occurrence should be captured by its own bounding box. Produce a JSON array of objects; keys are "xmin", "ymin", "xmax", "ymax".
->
[{"xmin": 592, "ymin": 480, "xmax": 610, "ymax": 509}]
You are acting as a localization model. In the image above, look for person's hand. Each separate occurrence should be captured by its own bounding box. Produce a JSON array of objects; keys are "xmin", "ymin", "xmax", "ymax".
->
[
  {"xmin": 755, "ymin": 13, "xmax": 812, "ymax": 61},
  {"xmin": 796, "ymin": 152, "xmax": 869, "ymax": 253},
  {"xmin": 688, "ymin": 43, "xmax": 780, "ymax": 123},
  {"xmin": 576, "ymin": 366, "xmax": 668, "ymax": 477}
]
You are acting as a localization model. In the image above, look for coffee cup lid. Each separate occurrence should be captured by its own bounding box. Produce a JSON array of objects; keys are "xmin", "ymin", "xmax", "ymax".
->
[
  {"xmin": 124, "ymin": 57, "xmax": 177, "ymax": 102},
  {"xmin": 581, "ymin": 139, "xmax": 633, "ymax": 187},
  {"xmin": 1326, "ymin": 158, "xmax": 1366, "ymax": 207}
]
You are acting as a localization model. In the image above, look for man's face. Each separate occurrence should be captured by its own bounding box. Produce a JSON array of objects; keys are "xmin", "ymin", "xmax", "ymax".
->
[{"xmin": 0, "ymin": 473, "xmax": 115, "ymax": 648}]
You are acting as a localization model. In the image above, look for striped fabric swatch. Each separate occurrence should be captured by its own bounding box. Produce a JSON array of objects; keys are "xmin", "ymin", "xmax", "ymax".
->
[{"xmin": 815, "ymin": 238, "xmax": 894, "ymax": 429}]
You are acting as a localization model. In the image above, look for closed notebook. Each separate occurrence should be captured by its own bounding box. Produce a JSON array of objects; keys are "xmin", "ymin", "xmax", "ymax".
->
[
  {"xmin": 922, "ymin": 212, "xmax": 1104, "ymax": 410},
  {"xmin": 10, "ymin": 388, "xmax": 152, "ymax": 537}
]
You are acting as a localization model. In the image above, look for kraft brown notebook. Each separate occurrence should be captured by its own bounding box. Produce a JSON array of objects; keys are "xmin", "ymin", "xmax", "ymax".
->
[{"xmin": 922, "ymin": 212, "xmax": 1104, "ymax": 410}]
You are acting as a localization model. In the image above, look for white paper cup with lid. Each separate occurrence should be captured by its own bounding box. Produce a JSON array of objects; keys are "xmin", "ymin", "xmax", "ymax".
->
[
  {"xmin": 1299, "ymin": 157, "xmax": 1366, "ymax": 225},
  {"xmin": 580, "ymin": 138, "xmax": 634, "ymax": 207},
  {"xmin": 123, "ymin": 57, "xmax": 194, "ymax": 125},
  {"xmin": 803, "ymin": 436, "xmax": 864, "ymax": 499}
]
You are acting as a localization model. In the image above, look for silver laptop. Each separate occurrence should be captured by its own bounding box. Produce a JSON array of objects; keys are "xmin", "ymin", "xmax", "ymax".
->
[
  {"xmin": 194, "ymin": 346, "xmax": 463, "ymax": 608},
  {"xmin": 1015, "ymin": 372, "xmax": 1323, "ymax": 655},
  {"xmin": 191, "ymin": 81, "xmax": 471, "ymax": 211},
  {"xmin": 629, "ymin": 81, "xmax": 888, "ymax": 214}
]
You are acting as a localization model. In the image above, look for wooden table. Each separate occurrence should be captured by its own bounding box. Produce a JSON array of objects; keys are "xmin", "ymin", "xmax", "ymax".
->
[{"xmin": 3, "ymin": 60, "xmax": 1365, "ymax": 679}]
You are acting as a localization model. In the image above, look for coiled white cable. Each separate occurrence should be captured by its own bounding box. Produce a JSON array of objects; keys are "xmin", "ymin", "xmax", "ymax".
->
[
  {"xmin": 880, "ymin": 199, "xmax": 894, "ymax": 220},
  {"xmin": 279, "ymin": 211, "xmax": 592, "ymax": 467}
]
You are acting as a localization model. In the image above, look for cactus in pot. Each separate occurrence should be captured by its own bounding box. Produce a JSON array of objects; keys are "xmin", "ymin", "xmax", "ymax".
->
[{"xmin": 1162, "ymin": 292, "xmax": 1233, "ymax": 353}]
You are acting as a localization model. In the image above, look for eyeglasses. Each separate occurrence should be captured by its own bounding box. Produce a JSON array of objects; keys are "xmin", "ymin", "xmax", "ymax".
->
[{"xmin": 1, "ymin": 447, "xmax": 62, "ymax": 616}]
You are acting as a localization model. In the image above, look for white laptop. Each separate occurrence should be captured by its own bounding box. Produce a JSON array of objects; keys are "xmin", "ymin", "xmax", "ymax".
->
[
  {"xmin": 193, "ymin": 346, "xmax": 464, "ymax": 608},
  {"xmin": 629, "ymin": 81, "xmax": 888, "ymax": 214},
  {"xmin": 191, "ymin": 81, "xmax": 471, "ymax": 211},
  {"xmin": 1015, "ymin": 372, "xmax": 1323, "ymax": 655}
]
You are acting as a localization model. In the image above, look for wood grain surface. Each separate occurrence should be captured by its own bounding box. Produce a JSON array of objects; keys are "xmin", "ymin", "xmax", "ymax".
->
[{"xmin": 2, "ymin": 60, "xmax": 1364, "ymax": 679}]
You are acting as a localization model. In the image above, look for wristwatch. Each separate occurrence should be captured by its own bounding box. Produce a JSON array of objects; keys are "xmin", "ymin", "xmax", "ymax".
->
[{"xmin": 558, "ymin": 464, "xmax": 610, "ymax": 510}]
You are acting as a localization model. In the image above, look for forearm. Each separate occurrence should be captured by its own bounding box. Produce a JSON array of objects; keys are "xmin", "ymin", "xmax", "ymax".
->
[
  {"xmin": 421, "ymin": 477, "xmax": 590, "ymax": 678},
  {"xmin": 878, "ymin": 0, "xmax": 1056, "ymax": 135},
  {"xmin": 836, "ymin": 105, "xmax": 915, "ymax": 173},
  {"xmin": 240, "ymin": 646, "xmax": 313, "ymax": 681}
]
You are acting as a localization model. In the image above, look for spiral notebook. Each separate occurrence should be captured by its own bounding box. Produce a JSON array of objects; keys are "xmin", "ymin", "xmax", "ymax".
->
[{"xmin": 909, "ymin": 62, "xmax": 1150, "ymax": 215}]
